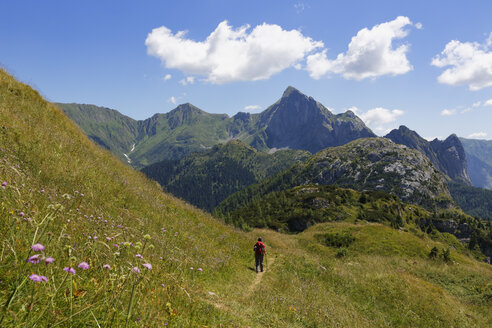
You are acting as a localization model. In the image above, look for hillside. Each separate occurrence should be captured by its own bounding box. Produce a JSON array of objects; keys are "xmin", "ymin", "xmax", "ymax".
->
[
  {"xmin": 141, "ymin": 140, "xmax": 310, "ymax": 212},
  {"xmin": 217, "ymin": 138, "xmax": 454, "ymax": 217},
  {"xmin": 58, "ymin": 86, "xmax": 375, "ymax": 168},
  {"xmin": 386, "ymin": 126, "xmax": 470, "ymax": 184},
  {"xmin": 460, "ymin": 138, "xmax": 492, "ymax": 190},
  {"xmin": 1, "ymin": 69, "xmax": 492, "ymax": 327}
]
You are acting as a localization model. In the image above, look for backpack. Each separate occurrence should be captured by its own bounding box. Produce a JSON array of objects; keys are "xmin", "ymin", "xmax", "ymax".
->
[{"xmin": 254, "ymin": 241, "xmax": 265, "ymax": 254}]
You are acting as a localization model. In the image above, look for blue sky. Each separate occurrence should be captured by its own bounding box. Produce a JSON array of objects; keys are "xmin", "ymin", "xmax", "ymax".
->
[{"xmin": 1, "ymin": 0, "xmax": 491, "ymax": 140}]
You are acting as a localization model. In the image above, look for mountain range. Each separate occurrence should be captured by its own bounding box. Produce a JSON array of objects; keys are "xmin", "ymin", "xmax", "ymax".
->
[{"xmin": 58, "ymin": 86, "xmax": 375, "ymax": 168}]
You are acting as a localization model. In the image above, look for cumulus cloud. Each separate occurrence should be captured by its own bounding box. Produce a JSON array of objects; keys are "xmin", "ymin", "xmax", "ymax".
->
[
  {"xmin": 359, "ymin": 107, "xmax": 404, "ymax": 126},
  {"xmin": 179, "ymin": 76, "xmax": 195, "ymax": 86},
  {"xmin": 415, "ymin": 22, "xmax": 423, "ymax": 30},
  {"xmin": 163, "ymin": 74, "xmax": 172, "ymax": 81},
  {"xmin": 243, "ymin": 105, "xmax": 261, "ymax": 112},
  {"xmin": 472, "ymin": 101, "xmax": 482, "ymax": 107},
  {"xmin": 431, "ymin": 32, "xmax": 492, "ymax": 90},
  {"xmin": 441, "ymin": 109, "xmax": 456, "ymax": 116},
  {"xmin": 467, "ymin": 132, "xmax": 488, "ymax": 139},
  {"xmin": 485, "ymin": 99, "xmax": 492, "ymax": 106},
  {"xmin": 168, "ymin": 96, "xmax": 177, "ymax": 105},
  {"xmin": 306, "ymin": 16, "xmax": 414, "ymax": 80},
  {"xmin": 146, "ymin": 20, "xmax": 323, "ymax": 84}
]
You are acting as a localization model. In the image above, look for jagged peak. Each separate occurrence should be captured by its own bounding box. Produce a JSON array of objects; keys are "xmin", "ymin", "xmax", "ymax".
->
[
  {"xmin": 168, "ymin": 103, "xmax": 206, "ymax": 115},
  {"xmin": 281, "ymin": 86, "xmax": 304, "ymax": 98}
]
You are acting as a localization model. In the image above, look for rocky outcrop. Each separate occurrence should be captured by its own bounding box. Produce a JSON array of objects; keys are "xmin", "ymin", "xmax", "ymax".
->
[{"xmin": 386, "ymin": 126, "xmax": 471, "ymax": 184}]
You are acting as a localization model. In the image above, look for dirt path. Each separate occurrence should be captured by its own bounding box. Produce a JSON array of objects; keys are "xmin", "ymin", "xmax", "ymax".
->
[{"xmin": 245, "ymin": 255, "xmax": 275, "ymax": 297}]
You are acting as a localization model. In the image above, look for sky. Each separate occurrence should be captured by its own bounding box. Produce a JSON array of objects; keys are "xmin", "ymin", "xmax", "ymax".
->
[{"xmin": 1, "ymin": 0, "xmax": 492, "ymax": 140}]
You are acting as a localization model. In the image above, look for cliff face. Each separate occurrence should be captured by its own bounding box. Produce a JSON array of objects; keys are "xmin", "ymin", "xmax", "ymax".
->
[{"xmin": 386, "ymin": 126, "xmax": 471, "ymax": 184}]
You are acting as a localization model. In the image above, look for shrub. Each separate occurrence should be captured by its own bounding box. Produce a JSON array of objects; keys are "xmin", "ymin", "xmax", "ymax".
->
[
  {"xmin": 317, "ymin": 231, "xmax": 355, "ymax": 248},
  {"xmin": 442, "ymin": 248, "xmax": 451, "ymax": 262},
  {"xmin": 429, "ymin": 246, "xmax": 439, "ymax": 259},
  {"xmin": 336, "ymin": 247, "xmax": 348, "ymax": 258}
]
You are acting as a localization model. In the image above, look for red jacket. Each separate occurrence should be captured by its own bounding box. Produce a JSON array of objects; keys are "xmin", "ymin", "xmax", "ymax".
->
[{"xmin": 254, "ymin": 241, "xmax": 266, "ymax": 254}]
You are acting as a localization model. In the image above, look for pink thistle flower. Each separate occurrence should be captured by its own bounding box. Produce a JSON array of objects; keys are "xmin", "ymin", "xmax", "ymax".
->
[
  {"xmin": 113, "ymin": 244, "xmax": 119, "ymax": 248},
  {"xmin": 19, "ymin": 212, "xmax": 25, "ymax": 217},
  {"xmin": 1, "ymin": 182, "xmax": 7, "ymax": 187},
  {"xmin": 29, "ymin": 274, "xmax": 48, "ymax": 282},
  {"xmin": 78, "ymin": 262, "xmax": 90, "ymax": 270},
  {"xmin": 45, "ymin": 257, "xmax": 55, "ymax": 264},
  {"xmin": 132, "ymin": 267, "xmax": 140, "ymax": 274},
  {"xmin": 28, "ymin": 255, "xmax": 41, "ymax": 264},
  {"xmin": 143, "ymin": 263, "xmax": 152, "ymax": 270},
  {"xmin": 135, "ymin": 254, "xmax": 143, "ymax": 258},
  {"xmin": 63, "ymin": 267, "xmax": 76, "ymax": 275},
  {"xmin": 32, "ymin": 243, "xmax": 45, "ymax": 252},
  {"xmin": 103, "ymin": 264, "xmax": 111, "ymax": 270}
]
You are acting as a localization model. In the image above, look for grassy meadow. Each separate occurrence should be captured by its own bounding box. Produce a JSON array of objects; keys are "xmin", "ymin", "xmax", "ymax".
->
[{"xmin": 1, "ymin": 69, "xmax": 491, "ymax": 327}]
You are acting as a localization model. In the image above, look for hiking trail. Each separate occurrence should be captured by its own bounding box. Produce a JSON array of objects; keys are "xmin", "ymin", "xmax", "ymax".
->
[{"xmin": 245, "ymin": 255, "xmax": 275, "ymax": 297}]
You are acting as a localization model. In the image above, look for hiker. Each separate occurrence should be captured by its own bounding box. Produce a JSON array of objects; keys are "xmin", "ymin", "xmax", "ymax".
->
[{"xmin": 253, "ymin": 237, "xmax": 266, "ymax": 273}]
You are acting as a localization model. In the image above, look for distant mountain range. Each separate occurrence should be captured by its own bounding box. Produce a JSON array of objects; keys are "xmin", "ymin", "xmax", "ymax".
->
[
  {"xmin": 57, "ymin": 86, "xmax": 375, "ymax": 168},
  {"xmin": 459, "ymin": 138, "xmax": 492, "ymax": 190}
]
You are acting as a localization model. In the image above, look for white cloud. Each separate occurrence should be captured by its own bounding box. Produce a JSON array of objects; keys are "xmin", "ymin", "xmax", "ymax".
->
[
  {"xmin": 461, "ymin": 107, "xmax": 472, "ymax": 114},
  {"xmin": 163, "ymin": 74, "xmax": 172, "ymax": 81},
  {"xmin": 424, "ymin": 136, "xmax": 443, "ymax": 141},
  {"xmin": 345, "ymin": 106, "xmax": 359, "ymax": 114},
  {"xmin": 359, "ymin": 107, "xmax": 404, "ymax": 126},
  {"xmin": 441, "ymin": 109, "xmax": 456, "ymax": 116},
  {"xmin": 168, "ymin": 96, "xmax": 177, "ymax": 105},
  {"xmin": 431, "ymin": 33, "xmax": 492, "ymax": 90},
  {"xmin": 243, "ymin": 105, "xmax": 261, "ymax": 112},
  {"xmin": 294, "ymin": 2, "xmax": 307, "ymax": 13},
  {"xmin": 306, "ymin": 16, "xmax": 414, "ymax": 80},
  {"xmin": 472, "ymin": 101, "xmax": 482, "ymax": 107},
  {"xmin": 415, "ymin": 22, "xmax": 423, "ymax": 30},
  {"xmin": 146, "ymin": 20, "xmax": 323, "ymax": 84},
  {"xmin": 467, "ymin": 132, "xmax": 488, "ymax": 139},
  {"xmin": 179, "ymin": 76, "xmax": 195, "ymax": 86},
  {"xmin": 485, "ymin": 99, "xmax": 492, "ymax": 106}
]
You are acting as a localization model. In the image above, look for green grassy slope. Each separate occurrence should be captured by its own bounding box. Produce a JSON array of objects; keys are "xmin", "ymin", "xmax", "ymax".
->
[
  {"xmin": 1, "ymin": 69, "xmax": 491, "ymax": 327},
  {"xmin": 141, "ymin": 140, "xmax": 310, "ymax": 212}
]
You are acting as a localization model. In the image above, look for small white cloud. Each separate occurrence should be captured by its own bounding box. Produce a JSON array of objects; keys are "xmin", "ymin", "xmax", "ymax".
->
[
  {"xmin": 485, "ymin": 99, "xmax": 492, "ymax": 106},
  {"xmin": 415, "ymin": 22, "xmax": 423, "ymax": 30},
  {"xmin": 243, "ymin": 105, "xmax": 261, "ymax": 112},
  {"xmin": 168, "ymin": 96, "xmax": 177, "ymax": 105},
  {"xmin": 163, "ymin": 74, "xmax": 172, "ymax": 81},
  {"xmin": 441, "ymin": 109, "xmax": 457, "ymax": 116},
  {"xmin": 424, "ymin": 136, "xmax": 443, "ymax": 141},
  {"xmin": 294, "ymin": 2, "xmax": 307, "ymax": 13},
  {"xmin": 345, "ymin": 106, "xmax": 359, "ymax": 114},
  {"xmin": 359, "ymin": 107, "xmax": 404, "ymax": 126},
  {"xmin": 179, "ymin": 76, "xmax": 195, "ymax": 86},
  {"xmin": 431, "ymin": 33, "xmax": 492, "ymax": 90},
  {"xmin": 146, "ymin": 20, "xmax": 323, "ymax": 84},
  {"xmin": 461, "ymin": 107, "xmax": 472, "ymax": 114},
  {"xmin": 467, "ymin": 132, "xmax": 488, "ymax": 139},
  {"xmin": 306, "ymin": 16, "xmax": 414, "ymax": 80},
  {"xmin": 472, "ymin": 101, "xmax": 482, "ymax": 107}
]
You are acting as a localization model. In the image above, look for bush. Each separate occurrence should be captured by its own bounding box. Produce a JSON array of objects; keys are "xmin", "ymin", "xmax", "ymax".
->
[
  {"xmin": 429, "ymin": 246, "xmax": 439, "ymax": 259},
  {"xmin": 442, "ymin": 248, "xmax": 451, "ymax": 262},
  {"xmin": 336, "ymin": 247, "xmax": 348, "ymax": 258},
  {"xmin": 317, "ymin": 231, "xmax": 355, "ymax": 248}
]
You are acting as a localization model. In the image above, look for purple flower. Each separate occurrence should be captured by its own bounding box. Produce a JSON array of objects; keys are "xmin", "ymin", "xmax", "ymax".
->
[
  {"xmin": 1, "ymin": 182, "xmax": 7, "ymax": 187},
  {"xmin": 135, "ymin": 254, "xmax": 143, "ymax": 259},
  {"xmin": 78, "ymin": 262, "xmax": 89, "ymax": 270},
  {"xmin": 190, "ymin": 267, "xmax": 194, "ymax": 270},
  {"xmin": 161, "ymin": 284, "xmax": 165, "ymax": 287},
  {"xmin": 106, "ymin": 237, "xmax": 111, "ymax": 241},
  {"xmin": 113, "ymin": 244, "xmax": 119, "ymax": 248},
  {"xmin": 44, "ymin": 257, "xmax": 55, "ymax": 264},
  {"xmin": 29, "ymin": 274, "xmax": 48, "ymax": 282},
  {"xmin": 32, "ymin": 243, "xmax": 45, "ymax": 252},
  {"xmin": 174, "ymin": 232, "xmax": 178, "ymax": 237},
  {"xmin": 28, "ymin": 255, "xmax": 41, "ymax": 264},
  {"xmin": 132, "ymin": 267, "xmax": 140, "ymax": 274},
  {"xmin": 197, "ymin": 268, "xmax": 203, "ymax": 272},
  {"xmin": 103, "ymin": 264, "xmax": 111, "ymax": 270},
  {"xmin": 63, "ymin": 267, "xmax": 76, "ymax": 275},
  {"xmin": 143, "ymin": 263, "xmax": 152, "ymax": 270},
  {"xmin": 19, "ymin": 212, "xmax": 25, "ymax": 217}
]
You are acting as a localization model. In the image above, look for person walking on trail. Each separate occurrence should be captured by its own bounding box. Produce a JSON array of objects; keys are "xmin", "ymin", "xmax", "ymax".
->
[{"xmin": 253, "ymin": 237, "xmax": 266, "ymax": 273}]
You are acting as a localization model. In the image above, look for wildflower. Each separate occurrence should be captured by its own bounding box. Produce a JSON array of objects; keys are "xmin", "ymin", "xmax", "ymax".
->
[
  {"xmin": 80, "ymin": 193, "xmax": 84, "ymax": 197},
  {"xmin": 29, "ymin": 274, "xmax": 48, "ymax": 282},
  {"xmin": 144, "ymin": 234, "xmax": 151, "ymax": 240},
  {"xmin": 28, "ymin": 255, "xmax": 41, "ymax": 264},
  {"xmin": 19, "ymin": 212, "xmax": 25, "ymax": 217},
  {"xmin": 93, "ymin": 236, "xmax": 98, "ymax": 240},
  {"xmin": 135, "ymin": 254, "xmax": 143, "ymax": 259},
  {"xmin": 143, "ymin": 263, "xmax": 152, "ymax": 270},
  {"xmin": 45, "ymin": 257, "xmax": 55, "ymax": 264},
  {"xmin": 190, "ymin": 267, "xmax": 194, "ymax": 270},
  {"xmin": 113, "ymin": 244, "xmax": 119, "ymax": 248},
  {"xmin": 78, "ymin": 262, "xmax": 90, "ymax": 270},
  {"xmin": 197, "ymin": 268, "xmax": 203, "ymax": 272},
  {"xmin": 161, "ymin": 284, "xmax": 165, "ymax": 287},
  {"xmin": 174, "ymin": 232, "xmax": 178, "ymax": 237},
  {"xmin": 132, "ymin": 267, "xmax": 140, "ymax": 274},
  {"xmin": 1, "ymin": 182, "xmax": 7, "ymax": 187},
  {"xmin": 103, "ymin": 264, "xmax": 111, "ymax": 270},
  {"xmin": 32, "ymin": 243, "xmax": 45, "ymax": 252},
  {"xmin": 63, "ymin": 267, "xmax": 76, "ymax": 275},
  {"xmin": 106, "ymin": 237, "xmax": 111, "ymax": 241}
]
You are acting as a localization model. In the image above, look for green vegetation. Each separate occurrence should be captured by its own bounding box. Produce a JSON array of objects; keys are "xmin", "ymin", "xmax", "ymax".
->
[
  {"xmin": 1, "ymin": 70, "xmax": 492, "ymax": 327},
  {"xmin": 142, "ymin": 140, "xmax": 309, "ymax": 212},
  {"xmin": 449, "ymin": 181, "xmax": 492, "ymax": 220}
]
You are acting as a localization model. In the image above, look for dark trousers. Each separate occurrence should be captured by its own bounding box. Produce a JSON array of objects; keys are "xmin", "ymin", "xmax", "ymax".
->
[{"xmin": 255, "ymin": 253, "xmax": 264, "ymax": 272}]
